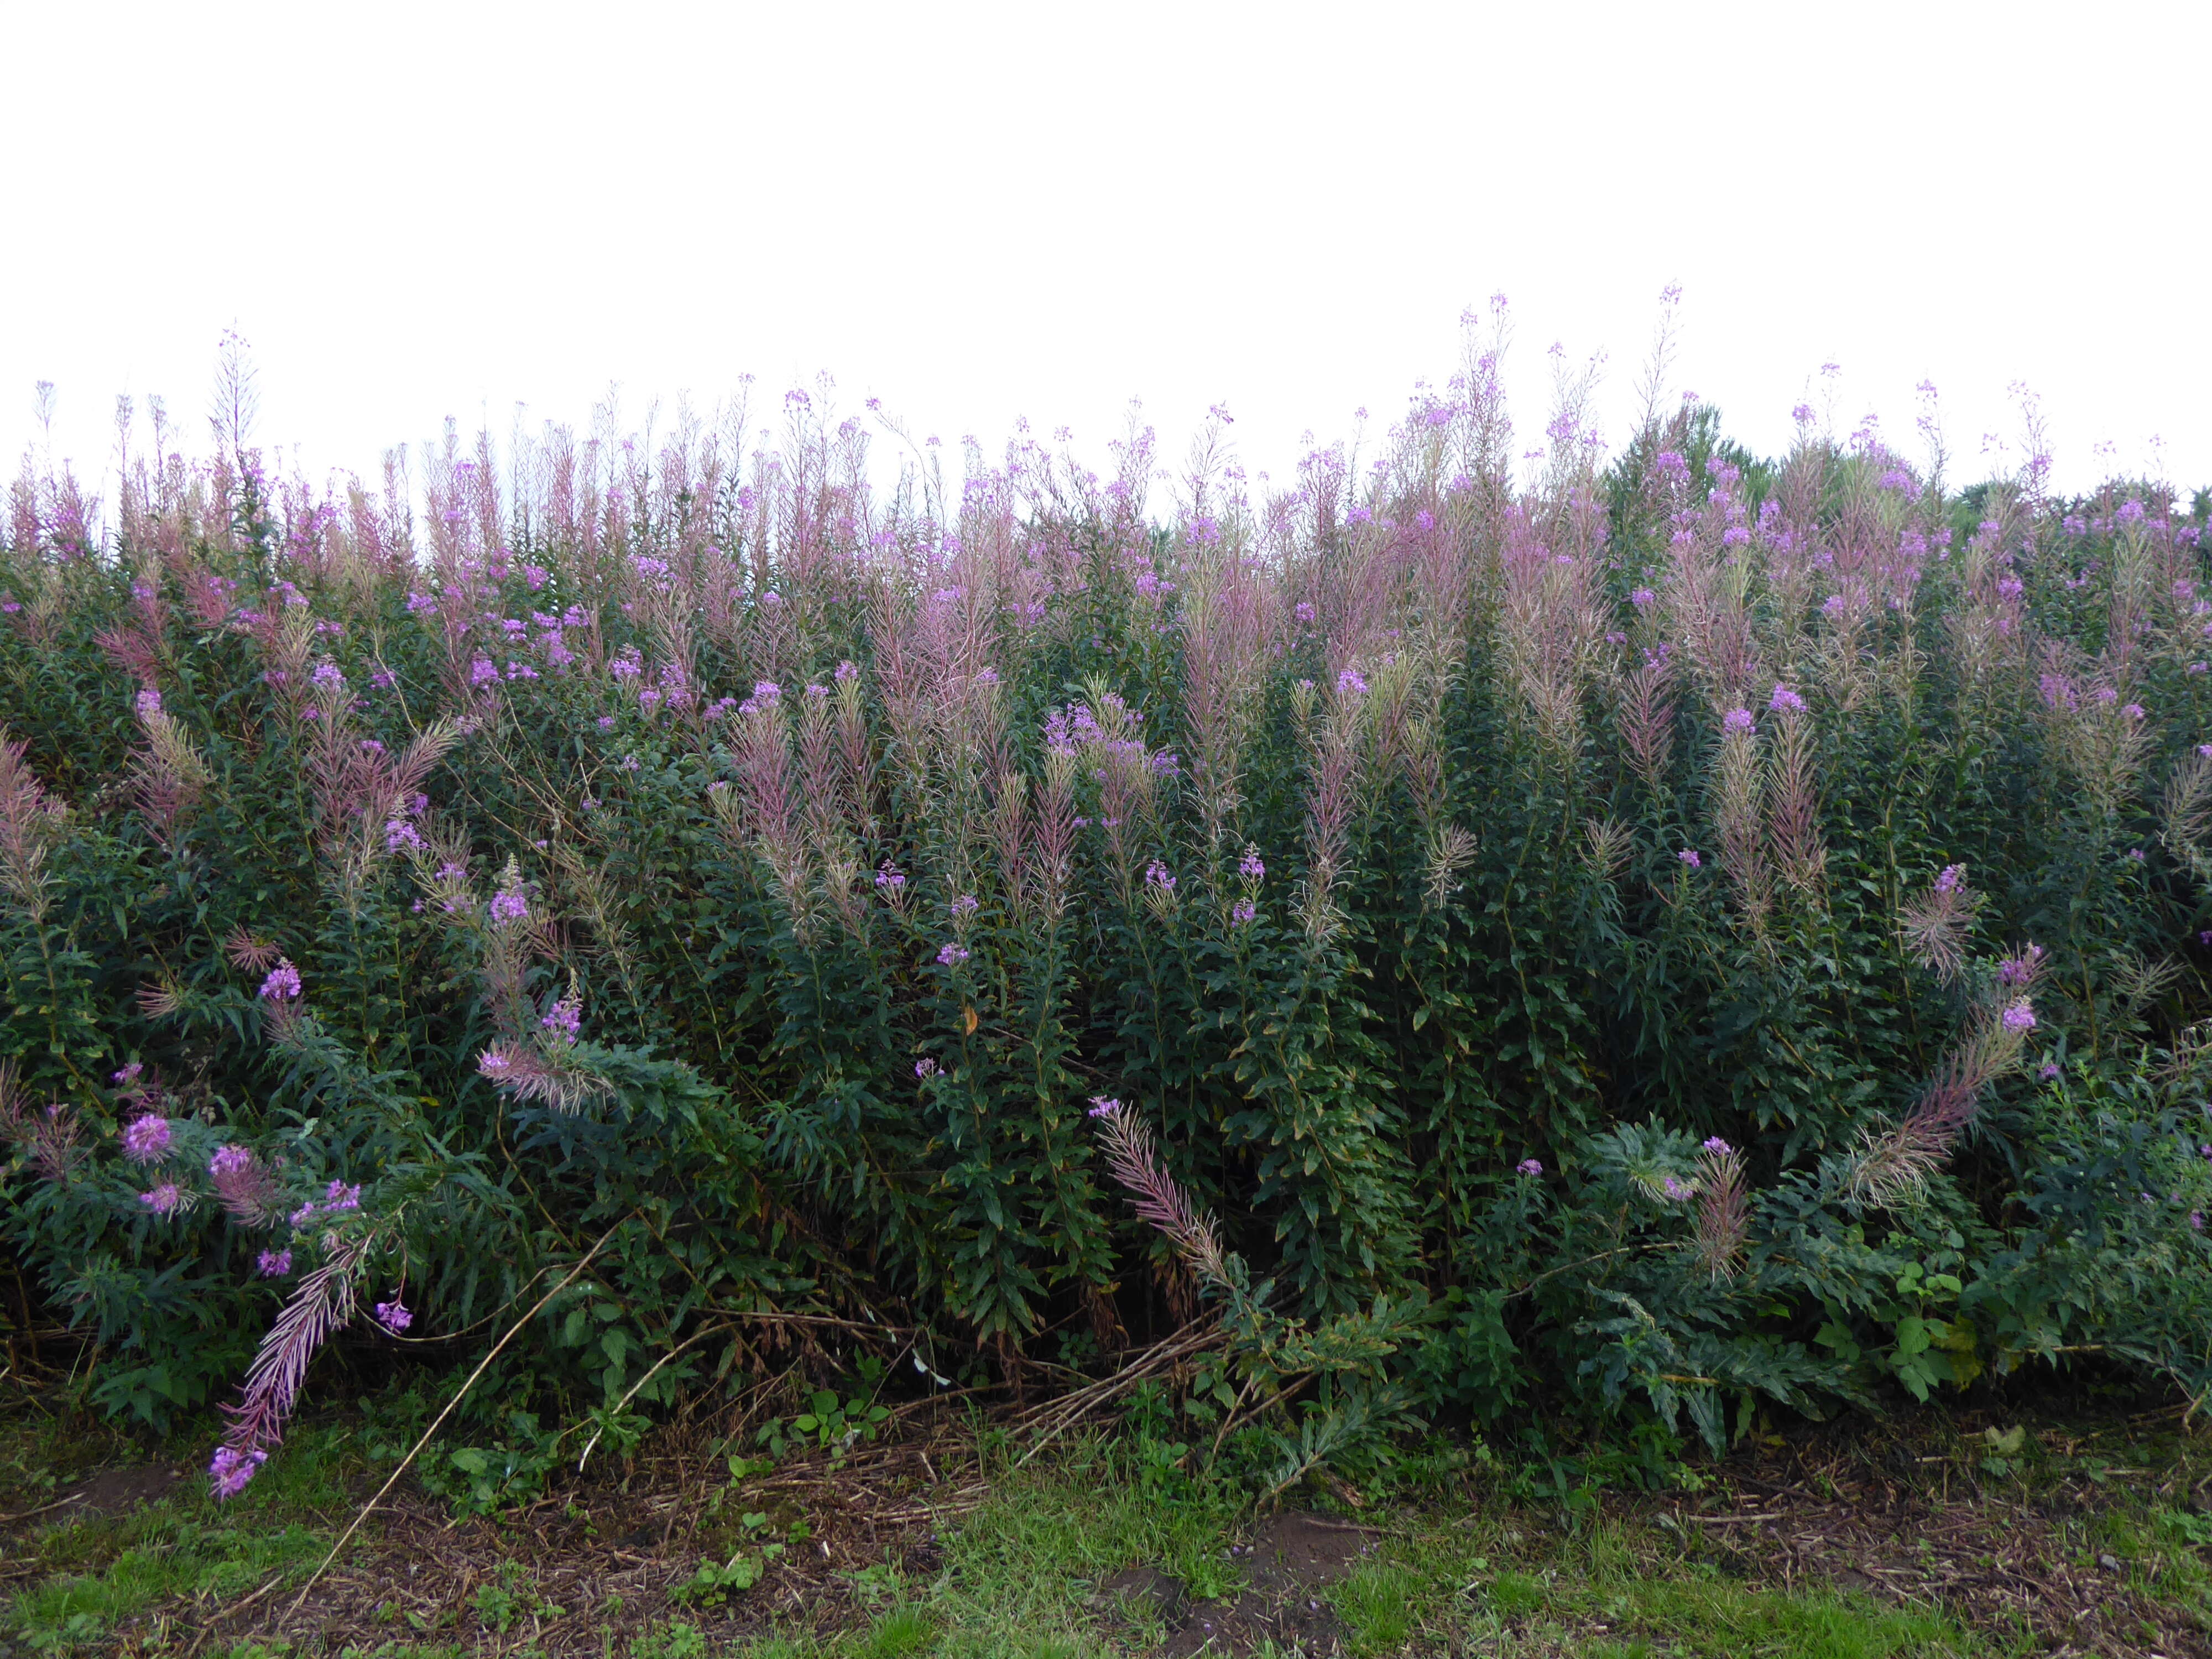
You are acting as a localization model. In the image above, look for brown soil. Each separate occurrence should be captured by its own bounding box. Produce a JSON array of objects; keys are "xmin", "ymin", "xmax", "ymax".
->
[
  {"xmin": 1124, "ymin": 1510, "xmax": 1377, "ymax": 1657},
  {"xmin": 4, "ymin": 1399, "xmax": 2207, "ymax": 1656}
]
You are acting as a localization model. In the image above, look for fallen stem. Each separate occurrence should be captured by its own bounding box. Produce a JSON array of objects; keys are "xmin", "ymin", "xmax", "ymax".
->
[{"xmin": 279, "ymin": 1236, "xmax": 612, "ymax": 1621}]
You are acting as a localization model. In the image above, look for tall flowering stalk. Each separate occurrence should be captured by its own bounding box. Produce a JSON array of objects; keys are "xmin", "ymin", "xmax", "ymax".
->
[
  {"xmin": 211, "ymin": 1229, "xmax": 372, "ymax": 1498},
  {"xmin": 1848, "ymin": 945, "xmax": 2046, "ymax": 1207},
  {"xmin": 1087, "ymin": 1098, "xmax": 1229, "ymax": 1291},
  {"xmin": 1692, "ymin": 1138, "xmax": 1749, "ymax": 1282}
]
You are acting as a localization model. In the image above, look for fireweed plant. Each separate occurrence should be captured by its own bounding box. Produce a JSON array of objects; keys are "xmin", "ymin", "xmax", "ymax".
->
[{"xmin": 2, "ymin": 311, "xmax": 2210, "ymax": 1500}]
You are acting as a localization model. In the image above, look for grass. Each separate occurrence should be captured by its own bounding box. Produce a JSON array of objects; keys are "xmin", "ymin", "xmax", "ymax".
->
[{"xmin": 4, "ymin": 1379, "xmax": 2211, "ymax": 1656}]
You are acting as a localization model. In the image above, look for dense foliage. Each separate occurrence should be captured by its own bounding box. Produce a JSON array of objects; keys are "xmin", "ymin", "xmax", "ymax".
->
[{"xmin": 4, "ymin": 322, "xmax": 2210, "ymax": 1499}]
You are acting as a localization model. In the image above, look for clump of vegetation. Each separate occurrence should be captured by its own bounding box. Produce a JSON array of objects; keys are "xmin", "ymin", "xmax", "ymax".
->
[{"xmin": 2, "ymin": 308, "xmax": 2208, "ymax": 1511}]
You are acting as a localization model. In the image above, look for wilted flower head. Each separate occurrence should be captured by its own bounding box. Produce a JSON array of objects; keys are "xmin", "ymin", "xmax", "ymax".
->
[{"xmin": 122, "ymin": 1114, "xmax": 172, "ymax": 1165}]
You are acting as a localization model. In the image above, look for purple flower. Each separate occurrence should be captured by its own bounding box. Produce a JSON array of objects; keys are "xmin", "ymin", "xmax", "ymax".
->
[
  {"xmin": 2192, "ymin": 1212, "xmax": 2205, "ymax": 1232},
  {"xmin": 1294, "ymin": 601, "xmax": 1317, "ymax": 623},
  {"xmin": 1661, "ymin": 1175, "xmax": 1689, "ymax": 1201},
  {"xmin": 1701, "ymin": 1138, "xmax": 1734, "ymax": 1156},
  {"xmin": 208, "ymin": 1144, "xmax": 254, "ymax": 1180},
  {"xmin": 385, "ymin": 818, "xmax": 424, "ymax": 853},
  {"xmin": 751, "ymin": 680, "xmax": 782, "ymax": 706},
  {"xmin": 875, "ymin": 864, "xmax": 907, "ymax": 891},
  {"xmin": 139, "ymin": 1182, "xmax": 184, "ymax": 1217},
  {"xmin": 208, "ymin": 1444, "xmax": 266, "ymax": 1499},
  {"xmin": 950, "ymin": 893, "xmax": 980, "ymax": 916},
  {"xmin": 540, "ymin": 997, "xmax": 582, "ymax": 1044},
  {"xmin": 834, "ymin": 659, "xmax": 859, "ymax": 681},
  {"xmin": 1934, "ymin": 864, "xmax": 1966, "ymax": 895},
  {"xmin": 1515, "ymin": 1159, "xmax": 1542, "ymax": 1177},
  {"xmin": 915, "ymin": 1058, "xmax": 939, "ymax": 1079},
  {"xmin": 1087, "ymin": 1097, "xmax": 1123, "ymax": 1118},
  {"xmin": 936, "ymin": 943, "xmax": 969, "ymax": 967},
  {"xmin": 112, "ymin": 1060, "xmax": 144, "ymax": 1087},
  {"xmin": 1336, "ymin": 668, "xmax": 1369, "ymax": 698},
  {"xmin": 1144, "ymin": 861, "xmax": 1176, "ymax": 891},
  {"xmin": 478, "ymin": 1047, "xmax": 514, "ymax": 1078},
  {"xmin": 322, "ymin": 1180, "xmax": 361, "ymax": 1212},
  {"xmin": 2039, "ymin": 1062, "xmax": 2061, "ymax": 1080},
  {"xmin": 1678, "ymin": 849, "xmax": 1702, "ymax": 868},
  {"xmin": 1238, "ymin": 851, "xmax": 1266, "ymax": 883},
  {"xmin": 256, "ymin": 1248, "xmax": 292, "ymax": 1277},
  {"xmin": 1231, "ymin": 899, "xmax": 1258, "ymax": 927},
  {"xmin": 1721, "ymin": 708, "xmax": 1755, "ymax": 735},
  {"xmin": 2001, "ymin": 1000, "xmax": 2037, "ymax": 1032},
  {"xmin": 374, "ymin": 1299, "xmax": 413, "ymax": 1334},
  {"xmin": 488, "ymin": 890, "xmax": 530, "ymax": 926},
  {"xmin": 1768, "ymin": 684, "xmax": 1806, "ymax": 714},
  {"xmin": 2123, "ymin": 703, "xmax": 2146, "ymax": 722},
  {"xmin": 136, "ymin": 687, "xmax": 163, "ymax": 718},
  {"xmin": 259, "ymin": 959, "xmax": 302, "ymax": 1000},
  {"xmin": 1629, "ymin": 587, "xmax": 1656, "ymax": 609},
  {"xmin": 122, "ymin": 1114, "xmax": 173, "ymax": 1165}
]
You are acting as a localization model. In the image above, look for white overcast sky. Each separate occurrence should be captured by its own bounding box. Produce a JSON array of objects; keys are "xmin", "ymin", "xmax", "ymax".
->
[{"xmin": 3, "ymin": 1, "xmax": 2204, "ymax": 510}]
